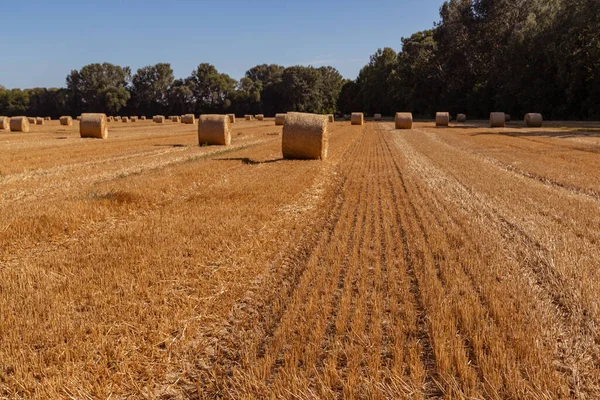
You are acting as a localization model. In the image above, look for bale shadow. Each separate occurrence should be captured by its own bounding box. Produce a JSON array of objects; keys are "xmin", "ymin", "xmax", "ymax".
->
[
  {"xmin": 153, "ymin": 144, "xmax": 188, "ymax": 148},
  {"xmin": 217, "ymin": 157, "xmax": 283, "ymax": 165}
]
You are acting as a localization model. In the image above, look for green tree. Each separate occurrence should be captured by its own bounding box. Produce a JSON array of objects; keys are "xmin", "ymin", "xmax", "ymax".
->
[
  {"xmin": 187, "ymin": 63, "xmax": 236, "ymax": 113},
  {"xmin": 66, "ymin": 63, "xmax": 131, "ymax": 114}
]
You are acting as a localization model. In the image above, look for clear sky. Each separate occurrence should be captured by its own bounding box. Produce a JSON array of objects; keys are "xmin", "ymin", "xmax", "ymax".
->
[{"xmin": 0, "ymin": 0, "xmax": 444, "ymax": 89}]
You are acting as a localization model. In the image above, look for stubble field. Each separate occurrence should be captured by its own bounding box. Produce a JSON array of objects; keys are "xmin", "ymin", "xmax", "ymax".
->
[{"xmin": 0, "ymin": 117, "xmax": 599, "ymax": 399}]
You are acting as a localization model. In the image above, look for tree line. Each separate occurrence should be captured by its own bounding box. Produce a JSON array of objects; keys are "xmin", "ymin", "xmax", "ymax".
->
[
  {"xmin": 338, "ymin": 0, "xmax": 600, "ymax": 119},
  {"xmin": 0, "ymin": 63, "xmax": 344, "ymax": 119},
  {"xmin": 2, "ymin": 0, "xmax": 599, "ymax": 120}
]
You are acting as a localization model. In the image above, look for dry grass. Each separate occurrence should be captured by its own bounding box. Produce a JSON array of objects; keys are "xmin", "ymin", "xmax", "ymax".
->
[{"xmin": 0, "ymin": 119, "xmax": 598, "ymax": 399}]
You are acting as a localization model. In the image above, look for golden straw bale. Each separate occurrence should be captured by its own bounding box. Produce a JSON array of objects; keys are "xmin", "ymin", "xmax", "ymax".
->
[
  {"xmin": 28, "ymin": 117, "xmax": 36, "ymax": 124},
  {"xmin": 505, "ymin": 114, "xmax": 511, "ymax": 122},
  {"xmin": 456, "ymin": 114, "xmax": 467, "ymax": 123},
  {"xmin": 244, "ymin": 115, "xmax": 252, "ymax": 120},
  {"xmin": 198, "ymin": 114, "xmax": 231, "ymax": 146},
  {"xmin": 171, "ymin": 116, "xmax": 180, "ymax": 122},
  {"xmin": 395, "ymin": 112, "xmax": 413, "ymax": 129},
  {"xmin": 351, "ymin": 112, "xmax": 364, "ymax": 125},
  {"xmin": 374, "ymin": 113, "xmax": 382, "ymax": 121},
  {"xmin": 328, "ymin": 114, "xmax": 335, "ymax": 123},
  {"xmin": 36, "ymin": 117, "xmax": 44, "ymax": 125},
  {"xmin": 131, "ymin": 116, "xmax": 137, "ymax": 122},
  {"xmin": 227, "ymin": 114, "xmax": 236, "ymax": 123},
  {"xmin": 153, "ymin": 115, "xmax": 165, "ymax": 123},
  {"xmin": 59, "ymin": 116, "xmax": 73, "ymax": 126},
  {"xmin": 525, "ymin": 113, "xmax": 543, "ymax": 127},
  {"xmin": 122, "ymin": 117, "xmax": 129, "ymax": 123},
  {"xmin": 44, "ymin": 117, "xmax": 51, "ymax": 121},
  {"xmin": 275, "ymin": 113, "xmax": 286, "ymax": 126},
  {"xmin": 435, "ymin": 112, "xmax": 450, "ymax": 127},
  {"xmin": 140, "ymin": 116, "xmax": 146, "ymax": 120},
  {"xmin": 80, "ymin": 113, "xmax": 108, "ymax": 139},
  {"xmin": 282, "ymin": 112, "xmax": 328, "ymax": 160},
  {"xmin": 76, "ymin": 116, "xmax": 81, "ymax": 121},
  {"xmin": 490, "ymin": 112, "xmax": 506, "ymax": 127},
  {"xmin": 256, "ymin": 114, "xmax": 264, "ymax": 121},
  {"xmin": 10, "ymin": 116, "xmax": 30, "ymax": 132},
  {"xmin": 0, "ymin": 116, "xmax": 9, "ymax": 131},
  {"xmin": 182, "ymin": 114, "xmax": 195, "ymax": 124}
]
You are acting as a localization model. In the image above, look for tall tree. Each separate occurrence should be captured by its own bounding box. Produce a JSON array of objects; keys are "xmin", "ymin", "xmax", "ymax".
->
[
  {"xmin": 66, "ymin": 63, "xmax": 131, "ymax": 114},
  {"xmin": 130, "ymin": 63, "xmax": 174, "ymax": 117}
]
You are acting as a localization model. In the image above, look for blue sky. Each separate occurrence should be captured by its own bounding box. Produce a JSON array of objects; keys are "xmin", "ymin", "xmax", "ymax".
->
[{"xmin": 0, "ymin": 0, "xmax": 443, "ymax": 89}]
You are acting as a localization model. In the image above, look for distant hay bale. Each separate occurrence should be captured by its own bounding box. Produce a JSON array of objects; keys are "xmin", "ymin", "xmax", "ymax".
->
[
  {"xmin": 76, "ymin": 116, "xmax": 81, "ymax": 121},
  {"xmin": 44, "ymin": 117, "xmax": 51, "ymax": 121},
  {"xmin": 395, "ymin": 112, "xmax": 413, "ymax": 129},
  {"xmin": 59, "ymin": 116, "xmax": 73, "ymax": 126},
  {"xmin": 10, "ymin": 116, "xmax": 30, "ymax": 132},
  {"xmin": 80, "ymin": 113, "xmax": 108, "ymax": 139},
  {"xmin": 28, "ymin": 117, "xmax": 36, "ymax": 124},
  {"xmin": 171, "ymin": 116, "xmax": 180, "ymax": 122},
  {"xmin": 435, "ymin": 112, "xmax": 450, "ymax": 127},
  {"xmin": 525, "ymin": 113, "xmax": 543, "ymax": 127},
  {"xmin": 490, "ymin": 112, "xmax": 506, "ymax": 127},
  {"xmin": 256, "ymin": 114, "xmax": 264, "ymax": 121},
  {"xmin": 282, "ymin": 112, "xmax": 328, "ymax": 160},
  {"xmin": 328, "ymin": 114, "xmax": 335, "ymax": 123},
  {"xmin": 227, "ymin": 114, "xmax": 236, "ymax": 123},
  {"xmin": 140, "ymin": 116, "xmax": 146, "ymax": 120},
  {"xmin": 505, "ymin": 114, "xmax": 511, "ymax": 122},
  {"xmin": 275, "ymin": 113, "xmax": 286, "ymax": 126},
  {"xmin": 456, "ymin": 114, "xmax": 467, "ymax": 123},
  {"xmin": 0, "ymin": 116, "xmax": 9, "ymax": 131},
  {"xmin": 113, "ymin": 116, "xmax": 120, "ymax": 121},
  {"xmin": 36, "ymin": 117, "xmax": 44, "ymax": 125},
  {"xmin": 198, "ymin": 114, "xmax": 231, "ymax": 146},
  {"xmin": 153, "ymin": 115, "xmax": 165, "ymax": 123},
  {"xmin": 182, "ymin": 114, "xmax": 195, "ymax": 124},
  {"xmin": 245, "ymin": 115, "xmax": 252, "ymax": 121},
  {"xmin": 131, "ymin": 116, "xmax": 137, "ymax": 122},
  {"xmin": 351, "ymin": 112, "xmax": 364, "ymax": 125},
  {"xmin": 107, "ymin": 116, "xmax": 114, "ymax": 122},
  {"xmin": 122, "ymin": 117, "xmax": 129, "ymax": 123},
  {"xmin": 374, "ymin": 113, "xmax": 382, "ymax": 121}
]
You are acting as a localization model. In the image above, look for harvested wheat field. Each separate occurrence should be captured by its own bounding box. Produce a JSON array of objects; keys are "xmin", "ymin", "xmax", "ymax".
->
[{"xmin": 0, "ymin": 118, "xmax": 599, "ymax": 399}]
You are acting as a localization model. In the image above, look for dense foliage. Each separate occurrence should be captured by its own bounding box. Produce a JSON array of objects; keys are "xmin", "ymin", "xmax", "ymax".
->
[{"xmin": 1, "ymin": 0, "xmax": 599, "ymax": 119}]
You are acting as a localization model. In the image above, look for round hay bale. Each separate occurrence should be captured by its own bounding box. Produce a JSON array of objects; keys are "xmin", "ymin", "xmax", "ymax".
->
[
  {"xmin": 351, "ymin": 112, "xmax": 364, "ymax": 125},
  {"xmin": 107, "ymin": 116, "xmax": 114, "ymax": 122},
  {"xmin": 0, "ymin": 116, "xmax": 10, "ymax": 131},
  {"xmin": 395, "ymin": 112, "xmax": 413, "ymax": 129},
  {"xmin": 36, "ymin": 117, "xmax": 44, "ymax": 125},
  {"xmin": 198, "ymin": 114, "xmax": 231, "ymax": 146},
  {"xmin": 435, "ymin": 112, "xmax": 450, "ymax": 127},
  {"xmin": 374, "ymin": 113, "xmax": 382, "ymax": 121},
  {"xmin": 10, "ymin": 116, "xmax": 30, "ymax": 132},
  {"xmin": 131, "ymin": 116, "xmax": 138, "ymax": 122},
  {"xmin": 456, "ymin": 114, "xmax": 467, "ymax": 123},
  {"xmin": 80, "ymin": 113, "xmax": 108, "ymax": 139},
  {"xmin": 122, "ymin": 117, "xmax": 129, "ymax": 123},
  {"xmin": 490, "ymin": 112, "xmax": 506, "ymax": 128},
  {"xmin": 76, "ymin": 116, "xmax": 81, "ymax": 121},
  {"xmin": 59, "ymin": 116, "xmax": 73, "ymax": 126},
  {"xmin": 153, "ymin": 115, "xmax": 165, "ymax": 123},
  {"xmin": 275, "ymin": 113, "xmax": 286, "ymax": 126},
  {"xmin": 256, "ymin": 114, "xmax": 264, "ymax": 121},
  {"xmin": 505, "ymin": 114, "xmax": 511, "ymax": 122},
  {"xmin": 140, "ymin": 116, "xmax": 146, "ymax": 120},
  {"xmin": 227, "ymin": 114, "xmax": 236, "ymax": 123},
  {"xmin": 44, "ymin": 117, "xmax": 51, "ymax": 121},
  {"xmin": 182, "ymin": 114, "xmax": 195, "ymax": 124},
  {"xmin": 244, "ymin": 115, "xmax": 252, "ymax": 121},
  {"xmin": 113, "ymin": 116, "xmax": 120, "ymax": 122},
  {"xmin": 282, "ymin": 112, "xmax": 328, "ymax": 160},
  {"xmin": 28, "ymin": 117, "xmax": 36, "ymax": 124},
  {"xmin": 525, "ymin": 113, "xmax": 543, "ymax": 127},
  {"xmin": 171, "ymin": 116, "xmax": 180, "ymax": 122},
  {"xmin": 328, "ymin": 114, "xmax": 335, "ymax": 123}
]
